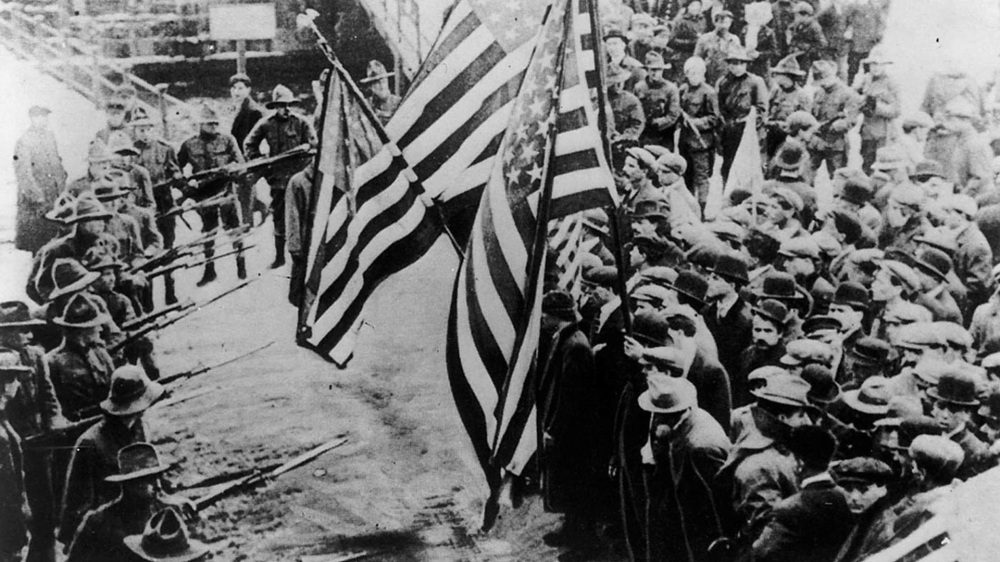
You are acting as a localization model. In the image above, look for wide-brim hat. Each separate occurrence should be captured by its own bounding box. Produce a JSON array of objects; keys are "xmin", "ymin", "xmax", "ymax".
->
[
  {"xmin": 750, "ymin": 374, "xmax": 813, "ymax": 408},
  {"xmin": 0, "ymin": 301, "xmax": 45, "ymax": 330},
  {"xmin": 842, "ymin": 378, "xmax": 891, "ymax": 415},
  {"xmin": 52, "ymin": 293, "xmax": 110, "ymax": 328},
  {"xmin": 638, "ymin": 374, "xmax": 697, "ymax": 413},
  {"xmin": 0, "ymin": 349, "xmax": 33, "ymax": 375},
  {"xmin": 106, "ymin": 442, "xmax": 171, "ymax": 483},
  {"xmin": 67, "ymin": 194, "xmax": 113, "ymax": 224},
  {"xmin": 100, "ymin": 365, "xmax": 166, "ymax": 417},
  {"xmin": 265, "ymin": 84, "xmax": 301, "ymax": 108},
  {"xmin": 49, "ymin": 258, "xmax": 101, "ymax": 301},
  {"xmin": 124, "ymin": 507, "xmax": 208, "ymax": 562}
]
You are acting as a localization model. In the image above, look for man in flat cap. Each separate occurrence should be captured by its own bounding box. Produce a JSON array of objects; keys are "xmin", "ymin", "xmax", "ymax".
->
[
  {"xmin": 878, "ymin": 184, "xmax": 930, "ymax": 256},
  {"xmin": 14, "ymin": 105, "xmax": 67, "ymax": 253}
]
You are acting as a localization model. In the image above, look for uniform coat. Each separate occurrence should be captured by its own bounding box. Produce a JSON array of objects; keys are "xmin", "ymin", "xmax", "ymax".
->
[
  {"xmin": 0, "ymin": 419, "xmax": 28, "ymax": 559},
  {"xmin": 66, "ymin": 495, "xmax": 169, "ymax": 562},
  {"xmin": 14, "ymin": 124, "xmax": 67, "ymax": 252},
  {"xmin": 635, "ymin": 76, "xmax": 682, "ymax": 150},
  {"xmin": 954, "ymin": 223, "xmax": 994, "ymax": 312},
  {"xmin": 46, "ymin": 342, "xmax": 115, "ymax": 421},
  {"xmin": 610, "ymin": 88, "xmax": 646, "ymax": 142},
  {"xmin": 694, "ymin": 30, "xmax": 743, "ymax": 86},
  {"xmin": 786, "ymin": 17, "xmax": 827, "ymax": 70}
]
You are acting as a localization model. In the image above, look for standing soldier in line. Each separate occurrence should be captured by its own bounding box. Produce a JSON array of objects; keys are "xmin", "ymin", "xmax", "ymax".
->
[
  {"xmin": 93, "ymin": 95, "xmax": 131, "ymax": 147},
  {"xmin": 108, "ymin": 134, "xmax": 154, "ymax": 209},
  {"xmin": 1, "ymin": 303, "xmax": 66, "ymax": 562},
  {"xmin": 14, "ymin": 105, "xmax": 67, "ymax": 253},
  {"xmin": 693, "ymin": 10, "xmax": 742, "ymax": 87},
  {"xmin": 933, "ymin": 99, "xmax": 996, "ymax": 197},
  {"xmin": 717, "ymin": 46, "xmax": 769, "ymax": 182},
  {"xmin": 635, "ymin": 49, "xmax": 681, "ymax": 152},
  {"xmin": 244, "ymin": 85, "xmax": 317, "ymax": 270},
  {"xmin": 229, "ymin": 72, "xmax": 267, "ymax": 228},
  {"xmin": 285, "ymin": 161, "xmax": 314, "ymax": 308},
  {"xmin": 0, "ymin": 355, "xmax": 29, "ymax": 562},
  {"xmin": 765, "ymin": 55, "xmax": 811, "ymax": 159},
  {"xmin": 842, "ymin": 0, "xmax": 889, "ymax": 83},
  {"xmin": 66, "ymin": 141, "xmax": 114, "ymax": 197},
  {"xmin": 59, "ymin": 365, "xmax": 163, "ymax": 547},
  {"xmin": 857, "ymin": 47, "xmax": 901, "ymax": 175},
  {"xmin": 131, "ymin": 108, "xmax": 181, "ymax": 305},
  {"xmin": 785, "ymin": 2, "xmax": 827, "ymax": 72},
  {"xmin": 360, "ymin": 60, "xmax": 401, "ymax": 125},
  {"xmin": 608, "ymin": 65, "xmax": 646, "ymax": 143},
  {"xmin": 178, "ymin": 104, "xmax": 246, "ymax": 286},
  {"xmin": 808, "ymin": 60, "xmax": 860, "ymax": 175},
  {"xmin": 677, "ymin": 56, "xmax": 719, "ymax": 209},
  {"xmin": 45, "ymin": 293, "xmax": 116, "ymax": 421}
]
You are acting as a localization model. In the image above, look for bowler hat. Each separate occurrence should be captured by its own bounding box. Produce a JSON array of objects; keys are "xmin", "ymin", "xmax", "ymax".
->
[
  {"xmin": 49, "ymin": 258, "xmax": 100, "ymax": 301},
  {"xmin": 633, "ymin": 310, "xmax": 671, "ymax": 347},
  {"xmin": 832, "ymin": 281, "xmax": 870, "ymax": 311},
  {"xmin": 751, "ymin": 373, "xmax": 812, "ymax": 407},
  {"xmin": 52, "ymin": 293, "xmax": 110, "ymax": 329},
  {"xmin": 124, "ymin": 507, "xmax": 209, "ymax": 562},
  {"xmin": 753, "ymin": 299, "xmax": 791, "ymax": 326},
  {"xmin": 801, "ymin": 364, "xmax": 841, "ymax": 404},
  {"xmin": 542, "ymin": 290, "xmax": 576, "ymax": 318},
  {"xmin": 668, "ymin": 271, "xmax": 709, "ymax": 308},
  {"xmin": 0, "ymin": 301, "xmax": 45, "ymax": 330},
  {"xmin": 101, "ymin": 365, "xmax": 166, "ymax": 416},
  {"xmin": 106, "ymin": 442, "xmax": 170, "ymax": 483},
  {"xmin": 849, "ymin": 337, "xmax": 892, "ymax": 366},
  {"xmin": 927, "ymin": 370, "xmax": 980, "ymax": 407},
  {"xmin": 638, "ymin": 373, "xmax": 697, "ymax": 414},
  {"xmin": 913, "ymin": 248, "xmax": 952, "ymax": 282},
  {"xmin": 759, "ymin": 272, "xmax": 806, "ymax": 302},
  {"xmin": 709, "ymin": 253, "xmax": 749, "ymax": 284},
  {"xmin": 266, "ymin": 84, "xmax": 300, "ymax": 109},
  {"xmin": 842, "ymin": 376, "xmax": 892, "ymax": 415}
]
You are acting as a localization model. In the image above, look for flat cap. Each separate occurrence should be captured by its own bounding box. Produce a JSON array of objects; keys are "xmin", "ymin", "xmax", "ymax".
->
[{"xmin": 779, "ymin": 237, "xmax": 820, "ymax": 260}]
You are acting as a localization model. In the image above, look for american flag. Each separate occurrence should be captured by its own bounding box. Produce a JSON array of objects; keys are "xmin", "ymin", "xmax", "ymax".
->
[
  {"xmin": 445, "ymin": 0, "xmax": 616, "ymax": 507},
  {"xmin": 297, "ymin": 0, "xmax": 553, "ymax": 364},
  {"xmin": 549, "ymin": 213, "xmax": 600, "ymax": 299}
]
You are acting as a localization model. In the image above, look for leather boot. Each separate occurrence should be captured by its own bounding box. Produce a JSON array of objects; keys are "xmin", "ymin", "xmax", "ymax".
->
[
  {"xmin": 164, "ymin": 274, "xmax": 177, "ymax": 305},
  {"xmin": 236, "ymin": 255, "xmax": 247, "ymax": 280},
  {"xmin": 269, "ymin": 238, "xmax": 286, "ymax": 269},
  {"xmin": 196, "ymin": 263, "xmax": 217, "ymax": 287}
]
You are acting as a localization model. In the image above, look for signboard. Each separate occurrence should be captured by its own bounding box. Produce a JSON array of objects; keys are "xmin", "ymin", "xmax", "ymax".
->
[{"xmin": 209, "ymin": 4, "xmax": 277, "ymax": 41}]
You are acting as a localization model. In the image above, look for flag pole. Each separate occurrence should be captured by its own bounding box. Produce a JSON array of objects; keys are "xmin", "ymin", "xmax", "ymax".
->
[
  {"xmin": 588, "ymin": 0, "xmax": 633, "ymax": 335},
  {"xmin": 297, "ymin": 11, "xmax": 465, "ymax": 258}
]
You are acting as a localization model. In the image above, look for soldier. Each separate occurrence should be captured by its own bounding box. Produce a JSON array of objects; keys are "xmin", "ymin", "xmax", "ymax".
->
[
  {"xmin": 857, "ymin": 47, "xmax": 901, "ymax": 174},
  {"xmin": 716, "ymin": 46, "xmax": 768, "ymax": 182},
  {"xmin": 938, "ymin": 195, "xmax": 993, "ymax": 315},
  {"xmin": 635, "ymin": 49, "xmax": 681, "ymax": 151},
  {"xmin": 608, "ymin": 65, "xmax": 645, "ymax": 143},
  {"xmin": 122, "ymin": 507, "xmax": 207, "ymax": 562},
  {"xmin": 111, "ymin": 170, "xmax": 164, "ymax": 260},
  {"xmin": 285, "ymin": 162, "xmax": 314, "ymax": 308},
  {"xmin": 59, "ymin": 365, "xmax": 162, "ymax": 546},
  {"xmin": 178, "ymin": 104, "xmax": 246, "ymax": 285},
  {"xmin": 934, "ymin": 99, "xmax": 995, "ymax": 197},
  {"xmin": 360, "ymin": 60, "xmax": 401, "ymax": 125},
  {"xmin": 66, "ymin": 141, "xmax": 114, "ymax": 197},
  {"xmin": 808, "ymin": 60, "xmax": 860, "ymax": 175},
  {"xmin": 14, "ymin": 105, "xmax": 67, "ymax": 253},
  {"xmin": 766, "ymin": 56, "xmax": 811, "ymax": 159},
  {"xmin": 785, "ymin": 2, "xmax": 827, "ymax": 71},
  {"xmin": 108, "ymin": 133, "xmax": 154, "ymax": 209},
  {"xmin": 678, "ymin": 56, "xmax": 719, "ymax": 206},
  {"xmin": 66, "ymin": 445, "xmax": 197, "ymax": 562},
  {"xmin": 45, "ymin": 293, "xmax": 116, "ymax": 421},
  {"xmin": 693, "ymin": 10, "xmax": 742, "ymax": 86},
  {"xmin": 244, "ymin": 85, "xmax": 317, "ymax": 269},
  {"xmin": 842, "ymin": 0, "xmax": 889, "ymax": 82},
  {"xmin": 0, "ymin": 357, "xmax": 29, "ymax": 562},
  {"xmin": 93, "ymin": 95, "xmax": 131, "ymax": 147}
]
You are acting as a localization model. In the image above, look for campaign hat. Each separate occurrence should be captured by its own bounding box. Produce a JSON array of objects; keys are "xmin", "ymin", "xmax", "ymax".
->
[
  {"xmin": 124, "ymin": 506, "xmax": 208, "ymax": 562},
  {"xmin": 0, "ymin": 301, "xmax": 45, "ymax": 330},
  {"xmin": 51, "ymin": 293, "xmax": 109, "ymax": 329},
  {"xmin": 266, "ymin": 84, "xmax": 300, "ymax": 108},
  {"xmin": 49, "ymin": 258, "xmax": 100, "ymax": 301},
  {"xmin": 101, "ymin": 365, "xmax": 165, "ymax": 416},
  {"xmin": 106, "ymin": 442, "xmax": 170, "ymax": 483}
]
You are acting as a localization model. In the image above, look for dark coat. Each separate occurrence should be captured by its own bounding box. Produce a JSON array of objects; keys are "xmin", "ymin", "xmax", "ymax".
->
[
  {"xmin": 689, "ymin": 342, "xmax": 734, "ymax": 434},
  {"xmin": 0, "ymin": 419, "xmax": 28, "ymax": 557},
  {"xmin": 537, "ymin": 322, "xmax": 599, "ymax": 515},
  {"xmin": 615, "ymin": 375, "xmax": 652, "ymax": 561},
  {"xmin": 230, "ymin": 96, "xmax": 265, "ymax": 154},
  {"xmin": 66, "ymin": 495, "xmax": 167, "ymax": 562},
  {"xmin": 753, "ymin": 477, "xmax": 854, "ymax": 562},
  {"xmin": 703, "ymin": 296, "xmax": 754, "ymax": 387},
  {"xmin": 643, "ymin": 408, "xmax": 732, "ymax": 562},
  {"xmin": 46, "ymin": 342, "xmax": 115, "ymax": 421},
  {"xmin": 14, "ymin": 125, "xmax": 66, "ymax": 252},
  {"xmin": 736, "ymin": 344, "xmax": 786, "ymax": 405},
  {"xmin": 7, "ymin": 344, "xmax": 62, "ymax": 438}
]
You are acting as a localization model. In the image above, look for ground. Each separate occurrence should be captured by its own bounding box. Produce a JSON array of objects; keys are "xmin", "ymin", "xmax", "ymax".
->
[{"xmin": 1, "ymin": 2, "xmax": 999, "ymax": 560}]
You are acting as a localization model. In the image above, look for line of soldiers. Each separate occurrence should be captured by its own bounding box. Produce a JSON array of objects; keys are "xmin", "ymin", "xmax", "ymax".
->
[{"xmin": 523, "ymin": 3, "xmax": 1000, "ymax": 562}]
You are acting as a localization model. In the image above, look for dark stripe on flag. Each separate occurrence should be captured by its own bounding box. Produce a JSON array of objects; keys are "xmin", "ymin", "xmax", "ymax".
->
[
  {"xmin": 353, "ymin": 155, "xmax": 408, "ymax": 209},
  {"xmin": 440, "ymin": 186, "xmax": 487, "ymax": 247},
  {"xmin": 473, "ymin": 131, "xmax": 505, "ymax": 166},
  {"xmin": 553, "ymin": 148, "xmax": 601, "ymax": 175},
  {"xmin": 556, "ymin": 106, "xmax": 588, "ymax": 133},
  {"xmin": 407, "ymin": 11, "xmax": 483, "ymax": 95},
  {"xmin": 313, "ymin": 214, "xmax": 441, "ymax": 354},
  {"xmin": 549, "ymin": 188, "xmax": 612, "ymax": 219},
  {"xmin": 584, "ymin": 69, "xmax": 599, "ymax": 90},
  {"xmin": 398, "ymin": 42, "xmax": 509, "ymax": 150},
  {"xmin": 480, "ymin": 204, "xmax": 527, "ymax": 324},
  {"xmin": 412, "ymin": 71, "xmax": 524, "ymax": 180},
  {"xmin": 462, "ymin": 249, "xmax": 510, "ymax": 386},
  {"xmin": 491, "ymin": 371, "xmax": 537, "ymax": 462}
]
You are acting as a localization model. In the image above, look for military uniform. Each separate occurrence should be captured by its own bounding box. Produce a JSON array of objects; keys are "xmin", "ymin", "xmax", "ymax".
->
[
  {"xmin": 610, "ymin": 87, "xmax": 646, "ymax": 142},
  {"xmin": 14, "ymin": 124, "xmax": 67, "ymax": 253},
  {"xmin": 809, "ymin": 79, "xmax": 860, "ymax": 174},
  {"xmin": 766, "ymin": 85, "xmax": 812, "ymax": 157},
  {"xmin": 694, "ymin": 30, "xmax": 743, "ymax": 86},
  {"xmin": 786, "ymin": 18, "xmax": 827, "ymax": 70},
  {"xmin": 134, "ymin": 137, "xmax": 180, "ymax": 247},
  {"xmin": 859, "ymin": 74, "xmax": 902, "ymax": 173},
  {"xmin": 231, "ymin": 96, "xmax": 266, "ymax": 226},
  {"xmin": 46, "ymin": 341, "xmax": 114, "ymax": 421},
  {"xmin": 717, "ymin": 71, "xmax": 769, "ymax": 180},
  {"xmin": 0, "ymin": 418, "xmax": 27, "ymax": 561},
  {"xmin": 635, "ymin": 76, "xmax": 681, "ymax": 151},
  {"xmin": 285, "ymin": 166, "xmax": 314, "ymax": 307},
  {"xmin": 28, "ymin": 233, "xmax": 114, "ymax": 304},
  {"xmin": 119, "ymin": 200, "xmax": 163, "ymax": 257},
  {"xmin": 66, "ymin": 495, "xmax": 169, "ymax": 562},
  {"xmin": 678, "ymin": 81, "xmax": 719, "ymax": 205}
]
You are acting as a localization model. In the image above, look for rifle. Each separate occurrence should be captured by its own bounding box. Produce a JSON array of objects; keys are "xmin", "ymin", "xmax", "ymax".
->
[
  {"xmin": 194, "ymin": 437, "xmax": 349, "ymax": 511},
  {"xmin": 680, "ymin": 111, "xmax": 709, "ymax": 150},
  {"xmin": 156, "ymin": 193, "xmax": 238, "ymax": 221},
  {"xmin": 122, "ymin": 300, "xmax": 194, "ymax": 331},
  {"xmin": 173, "ymin": 463, "xmax": 282, "ymax": 492},
  {"xmin": 144, "ymin": 244, "xmax": 255, "ymax": 280},
  {"xmin": 129, "ymin": 225, "xmax": 254, "ymax": 275},
  {"xmin": 158, "ymin": 340, "xmax": 274, "ymax": 385}
]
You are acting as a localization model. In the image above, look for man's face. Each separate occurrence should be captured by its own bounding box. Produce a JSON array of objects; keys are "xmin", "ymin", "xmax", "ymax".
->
[
  {"xmin": 714, "ymin": 15, "xmax": 732, "ymax": 32},
  {"xmin": 275, "ymin": 105, "xmax": 291, "ymax": 119},
  {"xmin": 706, "ymin": 271, "xmax": 734, "ymax": 300},
  {"xmin": 686, "ymin": 0, "xmax": 703, "ymax": 16},
  {"xmin": 644, "ymin": 55, "xmax": 665, "ymax": 79},
  {"xmin": 623, "ymin": 156, "xmax": 645, "ymax": 182},
  {"xmin": 605, "ymin": 37, "xmax": 626, "ymax": 60},
  {"xmin": 230, "ymin": 81, "xmax": 251, "ymax": 101},
  {"xmin": 77, "ymin": 219, "xmax": 107, "ymax": 237},
  {"xmin": 931, "ymin": 401, "xmax": 969, "ymax": 431},
  {"xmin": 844, "ymin": 482, "xmax": 887, "ymax": 515},
  {"xmin": 106, "ymin": 109, "xmax": 125, "ymax": 128},
  {"xmin": 0, "ymin": 329, "xmax": 32, "ymax": 351},
  {"xmin": 200, "ymin": 122, "xmax": 220, "ymax": 135},
  {"xmin": 685, "ymin": 65, "xmax": 705, "ymax": 86},
  {"xmin": 779, "ymin": 407, "xmax": 812, "ymax": 428},
  {"xmin": 632, "ymin": 20, "xmax": 653, "ymax": 40},
  {"xmin": 133, "ymin": 124, "xmax": 152, "ymax": 143},
  {"xmin": 727, "ymin": 60, "xmax": 747, "ymax": 77},
  {"xmin": 124, "ymin": 476, "xmax": 160, "ymax": 501},
  {"xmin": 94, "ymin": 269, "xmax": 116, "ymax": 292},
  {"xmin": 752, "ymin": 316, "xmax": 781, "ymax": 348},
  {"xmin": 89, "ymin": 160, "xmax": 111, "ymax": 178},
  {"xmin": 657, "ymin": 169, "xmax": 681, "ymax": 186},
  {"xmin": 829, "ymin": 303, "xmax": 863, "ymax": 332},
  {"xmin": 872, "ymin": 269, "xmax": 900, "ymax": 302},
  {"xmin": 68, "ymin": 326, "xmax": 103, "ymax": 348}
]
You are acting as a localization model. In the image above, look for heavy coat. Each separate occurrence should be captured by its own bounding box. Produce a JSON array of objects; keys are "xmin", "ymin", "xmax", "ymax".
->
[
  {"xmin": 65, "ymin": 495, "xmax": 164, "ymax": 562},
  {"xmin": 537, "ymin": 322, "xmax": 600, "ymax": 515},
  {"xmin": 768, "ymin": 85, "xmax": 812, "ymax": 124},
  {"xmin": 0, "ymin": 419, "xmax": 28, "ymax": 558},
  {"xmin": 689, "ymin": 342, "xmax": 734, "ymax": 434},
  {"xmin": 59, "ymin": 418, "xmax": 147, "ymax": 544},
  {"xmin": 46, "ymin": 342, "xmax": 115, "ymax": 421},
  {"xmin": 14, "ymin": 125, "xmax": 67, "ymax": 252},
  {"xmin": 7, "ymin": 345, "xmax": 62, "ymax": 438},
  {"xmin": 231, "ymin": 96, "xmax": 265, "ymax": 153},
  {"xmin": 678, "ymin": 81, "xmax": 720, "ymax": 151},
  {"xmin": 635, "ymin": 76, "xmax": 681, "ymax": 148},
  {"xmin": 610, "ymin": 88, "xmax": 646, "ymax": 142},
  {"xmin": 786, "ymin": 18, "xmax": 827, "ymax": 69},
  {"xmin": 717, "ymin": 72, "xmax": 769, "ymax": 126},
  {"xmin": 859, "ymin": 74, "xmax": 901, "ymax": 142},
  {"xmin": 810, "ymin": 80, "xmax": 861, "ymax": 153},
  {"xmin": 753, "ymin": 476, "xmax": 854, "ymax": 562},
  {"xmin": 694, "ymin": 30, "xmax": 743, "ymax": 86},
  {"xmin": 954, "ymin": 223, "xmax": 994, "ymax": 310},
  {"xmin": 243, "ymin": 112, "xmax": 317, "ymax": 186},
  {"xmin": 703, "ymin": 296, "xmax": 754, "ymax": 402},
  {"xmin": 642, "ymin": 408, "xmax": 732, "ymax": 562}
]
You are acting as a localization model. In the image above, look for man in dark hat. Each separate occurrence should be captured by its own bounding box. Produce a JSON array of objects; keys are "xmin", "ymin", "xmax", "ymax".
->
[
  {"xmin": 66, "ymin": 443, "xmax": 195, "ymax": 562},
  {"xmin": 928, "ymin": 370, "xmax": 993, "ymax": 478},
  {"xmin": 786, "ymin": 1, "xmax": 827, "ymax": 70},
  {"xmin": 716, "ymin": 46, "xmax": 769, "ymax": 181},
  {"xmin": 178, "ymin": 104, "xmax": 247, "ymax": 286},
  {"xmin": 0, "ymin": 351, "xmax": 30, "ymax": 562},
  {"xmin": 841, "ymin": 336, "xmax": 893, "ymax": 389},
  {"xmin": 360, "ymin": 60, "xmax": 401, "ymax": 125},
  {"xmin": 639, "ymin": 374, "xmax": 731, "ymax": 562},
  {"xmin": 244, "ymin": 85, "xmax": 318, "ymax": 269},
  {"xmin": 750, "ymin": 272, "xmax": 810, "ymax": 335},
  {"xmin": 828, "ymin": 281, "xmax": 870, "ymax": 371},
  {"xmin": 536, "ymin": 291, "xmax": 601, "ymax": 552},
  {"xmin": 808, "ymin": 59, "xmax": 860, "ymax": 175},
  {"xmin": 693, "ymin": 10, "xmax": 742, "ymax": 85},
  {"xmin": 229, "ymin": 72, "xmax": 264, "ymax": 154},
  {"xmin": 14, "ymin": 104, "xmax": 67, "ymax": 253},
  {"xmin": 121, "ymin": 507, "xmax": 207, "ymax": 562},
  {"xmin": 912, "ymin": 248, "xmax": 963, "ymax": 324},
  {"xmin": 765, "ymin": 55, "xmax": 810, "ymax": 158},
  {"xmin": 60, "ymin": 365, "xmax": 163, "ymax": 545},
  {"xmin": 636, "ymin": 49, "xmax": 681, "ymax": 151},
  {"xmin": 663, "ymin": 304, "xmax": 732, "ymax": 430},
  {"xmin": 737, "ymin": 299, "xmax": 792, "ymax": 406},
  {"xmin": 703, "ymin": 253, "xmax": 753, "ymax": 378},
  {"xmin": 753, "ymin": 426, "xmax": 852, "ymax": 562},
  {"xmin": 604, "ymin": 27, "xmax": 643, "ymax": 91}
]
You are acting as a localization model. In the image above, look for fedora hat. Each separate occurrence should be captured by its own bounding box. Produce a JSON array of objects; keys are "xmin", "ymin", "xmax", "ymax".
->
[
  {"xmin": 106, "ymin": 442, "xmax": 170, "ymax": 483},
  {"xmin": 100, "ymin": 365, "xmax": 165, "ymax": 416},
  {"xmin": 842, "ymin": 376, "xmax": 892, "ymax": 415},
  {"xmin": 751, "ymin": 373, "xmax": 812, "ymax": 407},
  {"xmin": 668, "ymin": 270, "xmax": 709, "ymax": 308},
  {"xmin": 66, "ymin": 193, "xmax": 112, "ymax": 224},
  {"xmin": 49, "ymin": 258, "xmax": 100, "ymax": 301},
  {"xmin": 52, "ymin": 293, "xmax": 110, "ymax": 329},
  {"xmin": 266, "ymin": 84, "xmax": 300, "ymax": 109},
  {"xmin": 927, "ymin": 370, "xmax": 980, "ymax": 408},
  {"xmin": 82, "ymin": 247, "xmax": 125, "ymax": 271},
  {"xmin": 0, "ymin": 301, "xmax": 45, "ymax": 330},
  {"xmin": 125, "ymin": 507, "xmax": 208, "ymax": 562},
  {"xmin": 358, "ymin": 60, "xmax": 395, "ymax": 84},
  {"xmin": 913, "ymin": 248, "xmax": 952, "ymax": 282},
  {"xmin": 638, "ymin": 373, "xmax": 697, "ymax": 413},
  {"xmin": 709, "ymin": 253, "xmax": 749, "ymax": 284}
]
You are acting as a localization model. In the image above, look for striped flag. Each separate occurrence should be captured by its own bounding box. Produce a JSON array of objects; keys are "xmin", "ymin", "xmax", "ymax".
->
[
  {"xmin": 445, "ymin": 0, "xmax": 616, "ymax": 509},
  {"xmin": 297, "ymin": 0, "xmax": 557, "ymax": 364},
  {"xmin": 549, "ymin": 214, "xmax": 600, "ymax": 299},
  {"xmin": 297, "ymin": 63, "xmax": 439, "ymax": 365}
]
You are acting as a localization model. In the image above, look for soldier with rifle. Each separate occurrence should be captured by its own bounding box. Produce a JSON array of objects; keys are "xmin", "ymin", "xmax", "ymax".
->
[
  {"xmin": 177, "ymin": 105, "xmax": 247, "ymax": 286},
  {"xmin": 65, "ymin": 443, "xmax": 196, "ymax": 562},
  {"xmin": 108, "ymin": 133, "xmax": 155, "ymax": 209},
  {"xmin": 808, "ymin": 59, "xmax": 861, "ymax": 174},
  {"xmin": 93, "ymin": 177, "xmax": 154, "ymax": 314},
  {"xmin": 131, "ymin": 107, "xmax": 182, "ymax": 305},
  {"xmin": 678, "ymin": 56, "xmax": 720, "ymax": 208},
  {"xmin": 59, "ymin": 365, "xmax": 163, "ymax": 546},
  {"xmin": 244, "ymin": 85, "xmax": 318, "ymax": 269}
]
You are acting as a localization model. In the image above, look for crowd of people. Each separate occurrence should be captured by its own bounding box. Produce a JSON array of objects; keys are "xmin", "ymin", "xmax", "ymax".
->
[{"xmin": 523, "ymin": 0, "xmax": 1000, "ymax": 561}]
